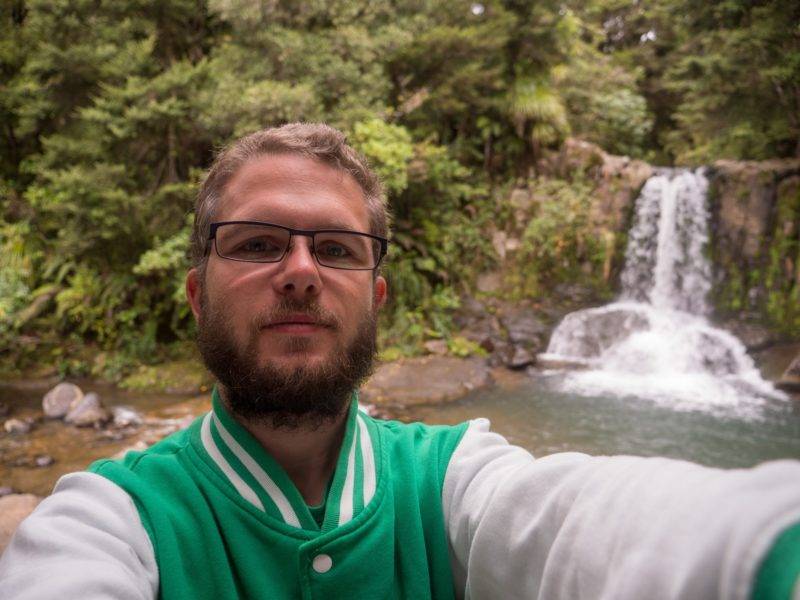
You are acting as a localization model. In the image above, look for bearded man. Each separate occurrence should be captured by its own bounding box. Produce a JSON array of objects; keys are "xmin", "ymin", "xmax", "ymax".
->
[{"xmin": 1, "ymin": 123, "xmax": 799, "ymax": 600}]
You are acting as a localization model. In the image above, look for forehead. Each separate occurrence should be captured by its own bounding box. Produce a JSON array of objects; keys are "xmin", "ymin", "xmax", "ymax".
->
[{"xmin": 217, "ymin": 153, "xmax": 370, "ymax": 231}]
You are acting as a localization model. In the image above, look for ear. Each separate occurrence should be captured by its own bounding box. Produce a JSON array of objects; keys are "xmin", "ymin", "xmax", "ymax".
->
[
  {"xmin": 186, "ymin": 268, "xmax": 203, "ymax": 322},
  {"xmin": 373, "ymin": 275, "xmax": 387, "ymax": 310}
]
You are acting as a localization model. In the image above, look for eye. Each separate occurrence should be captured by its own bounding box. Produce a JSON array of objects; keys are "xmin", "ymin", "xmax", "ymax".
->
[
  {"xmin": 319, "ymin": 242, "xmax": 350, "ymax": 257},
  {"xmin": 239, "ymin": 238, "xmax": 274, "ymax": 252}
]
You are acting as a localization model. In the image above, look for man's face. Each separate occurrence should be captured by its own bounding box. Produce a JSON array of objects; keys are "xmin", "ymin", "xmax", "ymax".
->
[{"xmin": 186, "ymin": 153, "xmax": 387, "ymax": 427}]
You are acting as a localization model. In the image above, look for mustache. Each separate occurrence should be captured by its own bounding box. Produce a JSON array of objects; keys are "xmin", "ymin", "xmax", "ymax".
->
[{"xmin": 252, "ymin": 298, "xmax": 342, "ymax": 330}]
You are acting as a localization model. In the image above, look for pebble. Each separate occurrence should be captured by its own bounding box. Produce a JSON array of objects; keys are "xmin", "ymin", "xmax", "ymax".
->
[
  {"xmin": 34, "ymin": 455, "xmax": 54, "ymax": 468},
  {"xmin": 111, "ymin": 406, "xmax": 143, "ymax": 428},
  {"xmin": 3, "ymin": 418, "xmax": 32, "ymax": 435}
]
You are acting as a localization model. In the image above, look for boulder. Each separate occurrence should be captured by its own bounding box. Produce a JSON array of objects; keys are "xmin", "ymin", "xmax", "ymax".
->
[
  {"xmin": 42, "ymin": 382, "xmax": 83, "ymax": 419},
  {"xmin": 111, "ymin": 405, "xmax": 144, "ymax": 428},
  {"xmin": 507, "ymin": 345, "xmax": 535, "ymax": 370},
  {"xmin": 500, "ymin": 307, "xmax": 549, "ymax": 352},
  {"xmin": 719, "ymin": 319, "xmax": 776, "ymax": 352},
  {"xmin": 546, "ymin": 304, "xmax": 651, "ymax": 359},
  {"xmin": 452, "ymin": 298, "xmax": 504, "ymax": 357},
  {"xmin": 64, "ymin": 392, "xmax": 110, "ymax": 427},
  {"xmin": 3, "ymin": 418, "xmax": 32, "ymax": 434},
  {"xmin": 0, "ymin": 494, "xmax": 42, "ymax": 554},
  {"xmin": 777, "ymin": 354, "xmax": 800, "ymax": 392},
  {"xmin": 361, "ymin": 356, "xmax": 491, "ymax": 407}
]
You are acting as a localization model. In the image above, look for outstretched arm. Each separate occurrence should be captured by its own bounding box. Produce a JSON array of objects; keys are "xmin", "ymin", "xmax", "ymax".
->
[
  {"xmin": 0, "ymin": 472, "xmax": 158, "ymax": 599},
  {"xmin": 443, "ymin": 419, "xmax": 800, "ymax": 600}
]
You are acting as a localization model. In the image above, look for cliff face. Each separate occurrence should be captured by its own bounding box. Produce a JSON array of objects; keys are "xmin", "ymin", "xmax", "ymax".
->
[{"xmin": 708, "ymin": 159, "xmax": 800, "ymax": 337}]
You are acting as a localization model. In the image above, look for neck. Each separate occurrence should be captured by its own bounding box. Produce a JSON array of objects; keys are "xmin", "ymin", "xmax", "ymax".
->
[{"xmin": 223, "ymin": 394, "xmax": 350, "ymax": 506}]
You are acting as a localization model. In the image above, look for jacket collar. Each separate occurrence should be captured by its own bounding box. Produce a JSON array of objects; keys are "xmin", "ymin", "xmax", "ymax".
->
[{"xmin": 195, "ymin": 387, "xmax": 377, "ymax": 532}]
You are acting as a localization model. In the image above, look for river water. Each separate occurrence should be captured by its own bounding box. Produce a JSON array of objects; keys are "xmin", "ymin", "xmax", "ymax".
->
[{"xmin": 400, "ymin": 374, "xmax": 800, "ymax": 469}]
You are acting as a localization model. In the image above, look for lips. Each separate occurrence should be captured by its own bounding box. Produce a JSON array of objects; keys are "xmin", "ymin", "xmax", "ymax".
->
[{"xmin": 263, "ymin": 313, "xmax": 334, "ymax": 332}]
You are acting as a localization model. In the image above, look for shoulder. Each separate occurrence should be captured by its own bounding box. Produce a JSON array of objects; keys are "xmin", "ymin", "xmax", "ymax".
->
[
  {"xmin": 363, "ymin": 411, "xmax": 470, "ymax": 456},
  {"xmin": 89, "ymin": 414, "xmax": 200, "ymax": 484}
]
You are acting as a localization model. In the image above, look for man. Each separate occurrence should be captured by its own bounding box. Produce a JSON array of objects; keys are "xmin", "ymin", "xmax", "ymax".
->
[{"xmin": 1, "ymin": 123, "xmax": 799, "ymax": 599}]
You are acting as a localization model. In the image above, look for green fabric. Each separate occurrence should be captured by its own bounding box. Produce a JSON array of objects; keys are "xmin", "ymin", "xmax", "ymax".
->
[
  {"xmin": 752, "ymin": 519, "xmax": 800, "ymax": 600},
  {"xmin": 89, "ymin": 392, "xmax": 469, "ymax": 600},
  {"xmin": 308, "ymin": 503, "xmax": 326, "ymax": 528}
]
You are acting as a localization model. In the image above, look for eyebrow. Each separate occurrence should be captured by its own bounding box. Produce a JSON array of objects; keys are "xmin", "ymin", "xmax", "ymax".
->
[{"xmin": 235, "ymin": 218, "xmax": 363, "ymax": 232}]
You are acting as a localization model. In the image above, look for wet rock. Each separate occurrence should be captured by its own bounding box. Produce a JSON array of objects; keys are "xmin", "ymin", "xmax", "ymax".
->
[
  {"xmin": 535, "ymin": 355, "xmax": 592, "ymax": 370},
  {"xmin": 4, "ymin": 418, "xmax": 32, "ymax": 435},
  {"xmin": 361, "ymin": 356, "xmax": 491, "ymax": 407},
  {"xmin": 34, "ymin": 454, "xmax": 54, "ymax": 467},
  {"xmin": 777, "ymin": 354, "xmax": 800, "ymax": 392},
  {"xmin": 42, "ymin": 382, "xmax": 84, "ymax": 419},
  {"xmin": 500, "ymin": 308, "xmax": 549, "ymax": 352},
  {"xmin": 0, "ymin": 494, "xmax": 43, "ymax": 554},
  {"xmin": 64, "ymin": 392, "xmax": 110, "ymax": 427},
  {"xmin": 711, "ymin": 159, "xmax": 800, "ymax": 261},
  {"xmin": 546, "ymin": 305, "xmax": 650, "ymax": 359},
  {"xmin": 507, "ymin": 345, "xmax": 535, "ymax": 370},
  {"xmin": 111, "ymin": 405, "xmax": 144, "ymax": 428},
  {"xmin": 453, "ymin": 298, "xmax": 504, "ymax": 357},
  {"xmin": 720, "ymin": 320, "xmax": 776, "ymax": 351}
]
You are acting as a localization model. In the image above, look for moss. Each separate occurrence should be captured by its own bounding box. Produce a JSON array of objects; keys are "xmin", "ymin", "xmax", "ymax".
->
[{"xmin": 120, "ymin": 359, "xmax": 212, "ymax": 394}]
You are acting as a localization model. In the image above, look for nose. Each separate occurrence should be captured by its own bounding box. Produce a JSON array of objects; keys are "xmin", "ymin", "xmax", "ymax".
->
[{"xmin": 270, "ymin": 235, "xmax": 323, "ymax": 298}]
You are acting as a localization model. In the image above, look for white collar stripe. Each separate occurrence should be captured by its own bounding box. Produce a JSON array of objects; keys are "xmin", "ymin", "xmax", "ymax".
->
[
  {"xmin": 357, "ymin": 414, "xmax": 376, "ymax": 507},
  {"xmin": 337, "ymin": 425, "xmax": 359, "ymax": 526},
  {"xmin": 211, "ymin": 413, "xmax": 302, "ymax": 528},
  {"xmin": 200, "ymin": 413, "xmax": 265, "ymax": 511}
]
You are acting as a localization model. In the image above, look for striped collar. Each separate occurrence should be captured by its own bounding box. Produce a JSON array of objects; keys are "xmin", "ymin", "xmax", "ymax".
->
[{"xmin": 196, "ymin": 388, "xmax": 378, "ymax": 532}]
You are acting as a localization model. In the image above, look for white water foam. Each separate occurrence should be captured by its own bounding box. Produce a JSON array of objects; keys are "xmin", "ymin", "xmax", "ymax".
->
[{"xmin": 541, "ymin": 169, "xmax": 785, "ymax": 417}]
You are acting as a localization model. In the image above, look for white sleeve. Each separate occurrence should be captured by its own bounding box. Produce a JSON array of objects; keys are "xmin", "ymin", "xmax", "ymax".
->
[
  {"xmin": 0, "ymin": 471, "xmax": 158, "ymax": 599},
  {"xmin": 443, "ymin": 418, "xmax": 800, "ymax": 600}
]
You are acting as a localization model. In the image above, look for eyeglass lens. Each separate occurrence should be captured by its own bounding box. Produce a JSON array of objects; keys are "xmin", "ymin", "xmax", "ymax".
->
[{"xmin": 215, "ymin": 223, "xmax": 380, "ymax": 269}]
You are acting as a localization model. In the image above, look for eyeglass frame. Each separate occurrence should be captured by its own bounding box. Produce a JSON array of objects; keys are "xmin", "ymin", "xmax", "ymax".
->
[{"xmin": 207, "ymin": 220, "xmax": 389, "ymax": 271}]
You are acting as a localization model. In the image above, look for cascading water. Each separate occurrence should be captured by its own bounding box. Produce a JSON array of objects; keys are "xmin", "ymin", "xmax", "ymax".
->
[{"xmin": 539, "ymin": 169, "xmax": 786, "ymax": 417}]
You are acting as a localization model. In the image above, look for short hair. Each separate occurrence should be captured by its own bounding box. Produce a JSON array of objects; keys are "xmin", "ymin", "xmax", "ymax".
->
[{"xmin": 190, "ymin": 122, "xmax": 389, "ymax": 271}]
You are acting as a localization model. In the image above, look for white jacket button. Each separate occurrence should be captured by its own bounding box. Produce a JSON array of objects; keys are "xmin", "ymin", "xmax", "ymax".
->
[{"xmin": 312, "ymin": 554, "xmax": 333, "ymax": 573}]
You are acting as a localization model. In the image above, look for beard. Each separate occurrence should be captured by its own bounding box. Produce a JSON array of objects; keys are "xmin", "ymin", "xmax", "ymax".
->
[{"xmin": 196, "ymin": 293, "xmax": 378, "ymax": 430}]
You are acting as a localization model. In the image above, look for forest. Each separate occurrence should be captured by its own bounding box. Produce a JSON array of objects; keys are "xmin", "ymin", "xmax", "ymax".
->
[{"xmin": 1, "ymin": 0, "xmax": 798, "ymax": 382}]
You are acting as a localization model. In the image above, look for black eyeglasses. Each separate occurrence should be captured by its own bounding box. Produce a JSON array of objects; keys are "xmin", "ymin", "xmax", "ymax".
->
[{"xmin": 208, "ymin": 221, "xmax": 388, "ymax": 271}]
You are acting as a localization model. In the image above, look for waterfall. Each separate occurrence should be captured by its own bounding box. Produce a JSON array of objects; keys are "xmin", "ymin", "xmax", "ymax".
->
[{"xmin": 539, "ymin": 169, "xmax": 785, "ymax": 417}]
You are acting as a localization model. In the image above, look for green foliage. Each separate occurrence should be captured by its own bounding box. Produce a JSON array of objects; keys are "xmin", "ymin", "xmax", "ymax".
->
[
  {"xmin": 593, "ymin": 0, "xmax": 800, "ymax": 163},
  {"xmin": 0, "ymin": 0, "xmax": 797, "ymax": 373},
  {"xmin": 350, "ymin": 120, "xmax": 414, "ymax": 195},
  {"xmin": 515, "ymin": 177, "xmax": 610, "ymax": 297},
  {"xmin": 0, "ymin": 220, "xmax": 35, "ymax": 331}
]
